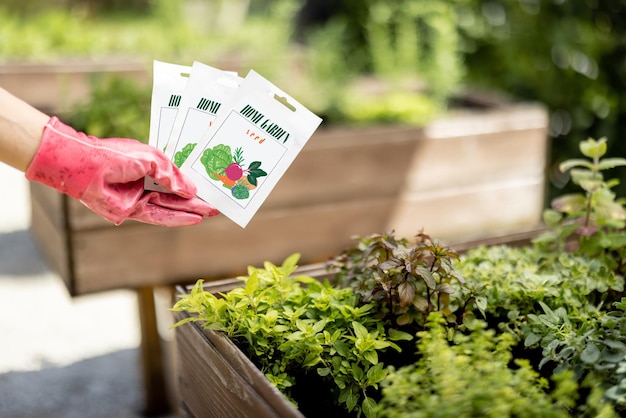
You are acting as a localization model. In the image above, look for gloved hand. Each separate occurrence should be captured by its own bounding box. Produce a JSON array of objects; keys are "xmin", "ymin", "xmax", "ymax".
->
[{"xmin": 26, "ymin": 117, "xmax": 219, "ymax": 227}]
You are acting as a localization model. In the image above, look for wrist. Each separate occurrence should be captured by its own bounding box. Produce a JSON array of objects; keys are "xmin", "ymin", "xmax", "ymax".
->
[
  {"xmin": 25, "ymin": 117, "xmax": 98, "ymax": 199},
  {"xmin": 0, "ymin": 87, "xmax": 49, "ymax": 171}
]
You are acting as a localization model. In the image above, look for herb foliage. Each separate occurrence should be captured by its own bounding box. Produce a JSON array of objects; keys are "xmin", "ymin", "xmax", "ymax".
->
[{"xmin": 173, "ymin": 137, "xmax": 626, "ymax": 417}]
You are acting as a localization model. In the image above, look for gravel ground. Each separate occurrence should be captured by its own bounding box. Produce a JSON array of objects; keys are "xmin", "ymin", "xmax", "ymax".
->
[{"xmin": 0, "ymin": 164, "xmax": 173, "ymax": 418}]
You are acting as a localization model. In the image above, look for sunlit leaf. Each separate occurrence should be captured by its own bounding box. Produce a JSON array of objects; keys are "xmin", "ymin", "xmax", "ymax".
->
[
  {"xmin": 559, "ymin": 158, "xmax": 594, "ymax": 172},
  {"xmin": 598, "ymin": 158, "xmax": 626, "ymax": 170},
  {"xmin": 388, "ymin": 328, "xmax": 414, "ymax": 341},
  {"xmin": 362, "ymin": 398, "xmax": 378, "ymax": 418},
  {"xmin": 580, "ymin": 343, "xmax": 600, "ymax": 364},
  {"xmin": 551, "ymin": 194, "xmax": 587, "ymax": 213},
  {"xmin": 580, "ymin": 137, "xmax": 607, "ymax": 159}
]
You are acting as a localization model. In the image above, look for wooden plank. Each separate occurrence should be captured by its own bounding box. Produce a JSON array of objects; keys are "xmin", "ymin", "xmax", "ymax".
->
[
  {"xmin": 62, "ymin": 101, "xmax": 549, "ymax": 231},
  {"xmin": 69, "ymin": 179, "xmax": 545, "ymax": 294},
  {"xmin": 29, "ymin": 182, "xmax": 66, "ymax": 231},
  {"xmin": 408, "ymin": 126, "xmax": 548, "ymax": 192},
  {"xmin": 175, "ymin": 311, "xmax": 304, "ymax": 418},
  {"xmin": 388, "ymin": 177, "xmax": 546, "ymax": 241},
  {"xmin": 29, "ymin": 185, "xmax": 73, "ymax": 290},
  {"xmin": 137, "ymin": 286, "xmax": 172, "ymax": 415},
  {"xmin": 0, "ymin": 61, "xmax": 149, "ymax": 113},
  {"xmin": 70, "ymin": 197, "xmax": 394, "ymax": 294}
]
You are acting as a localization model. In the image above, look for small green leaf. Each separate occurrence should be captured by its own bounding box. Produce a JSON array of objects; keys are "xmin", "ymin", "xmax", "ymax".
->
[
  {"xmin": 579, "ymin": 137, "xmax": 607, "ymax": 159},
  {"xmin": 366, "ymin": 362, "xmax": 388, "ymax": 385},
  {"xmin": 559, "ymin": 158, "xmax": 594, "ymax": 172},
  {"xmin": 524, "ymin": 332, "xmax": 541, "ymax": 347},
  {"xmin": 542, "ymin": 209, "xmax": 563, "ymax": 226},
  {"xmin": 364, "ymin": 350, "xmax": 379, "ymax": 365},
  {"xmin": 551, "ymin": 194, "xmax": 587, "ymax": 214},
  {"xmin": 334, "ymin": 340, "xmax": 350, "ymax": 357},
  {"xmin": 396, "ymin": 313, "xmax": 412, "ymax": 326},
  {"xmin": 388, "ymin": 328, "xmax": 414, "ymax": 341},
  {"xmin": 352, "ymin": 363, "xmax": 364, "ymax": 381},
  {"xmin": 412, "ymin": 295, "xmax": 429, "ymax": 313},
  {"xmin": 598, "ymin": 158, "xmax": 626, "ymax": 170},
  {"xmin": 345, "ymin": 389, "xmax": 358, "ymax": 411},
  {"xmin": 352, "ymin": 321, "xmax": 369, "ymax": 340},
  {"xmin": 303, "ymin": 353, "xmax": 322, "ymax": 367},
  {"xmin": 603, "ymin": 339, "xmax": 626, "ymax": 350},
  {"xmin": 312, "ymin": 319, "xmax": 328, "ymax": 333},
  {"xmin": 362, "ymin": 398, "xmax": 378, "ymax": 418},
  {"xmin": 317, "ymin": 367, "xmax": 330, "ymax": 376},
  {"xmin": 580, "ymin": 343, "xmax": 601, "ymax": 364},
  {"xmin": 474, "ymin": 296, "xmax": 488, "ymax": 315},
  {"xmin": 244, "ymin": 272, "xmax": 260, "ymax": 295}
]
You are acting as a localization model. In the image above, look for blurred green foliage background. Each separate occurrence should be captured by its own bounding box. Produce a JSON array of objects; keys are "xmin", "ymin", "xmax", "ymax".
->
[{"xmin": 1, "ymin": 0, "xmax": 624, "ymax": 199}]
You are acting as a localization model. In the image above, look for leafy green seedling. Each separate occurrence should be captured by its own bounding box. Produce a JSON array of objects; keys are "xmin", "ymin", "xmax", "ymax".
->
[{"xmin": 534, "ymin": 137, "xmax": 626, "ymax": 275}]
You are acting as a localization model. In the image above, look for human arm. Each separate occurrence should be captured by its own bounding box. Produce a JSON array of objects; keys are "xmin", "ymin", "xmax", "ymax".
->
[
  {"xmin": 0, "ymin": 87, "xmax": 219, "ymax": 226},
  {"xmin": 0, "ymin": 87, "xmax": 49, "ymax": 172}
]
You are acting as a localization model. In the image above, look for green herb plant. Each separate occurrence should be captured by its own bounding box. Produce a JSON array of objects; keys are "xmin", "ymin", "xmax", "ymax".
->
[
  {"xmin": 534, "ymin": 137, "xmax": 626, "ymax": 276},
  {"xmin": 64, "ymin": 74, "xmax": 151, "ymax": 141},
  {"xmin": 376, "ymin": 312, "xmax": 615, "ymax": 418},
  {"xmin": 172, "ymin": 253, "xmax": 412, "ymax": 418},
  {"xmin": 520, "ymin": 297, "xmax": 626, "ymax": 415},
  {"xmin": 456, "ymin": 245, "xmax": 624, "ymax": 341},
  {"xmin": 452, "ymin": 137, "xmax": 626, "ymax": 413}
]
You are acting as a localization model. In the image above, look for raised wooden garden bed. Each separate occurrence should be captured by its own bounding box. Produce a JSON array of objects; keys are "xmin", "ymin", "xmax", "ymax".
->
[{"xmin": 172, "ymin": 227, "xmax": 544, "ymax": 417}]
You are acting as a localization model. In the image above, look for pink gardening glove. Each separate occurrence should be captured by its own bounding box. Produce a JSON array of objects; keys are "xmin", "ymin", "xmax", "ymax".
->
[{"xmin": 26, "ymin": 117, "xmax": 219, "ymax": 227}]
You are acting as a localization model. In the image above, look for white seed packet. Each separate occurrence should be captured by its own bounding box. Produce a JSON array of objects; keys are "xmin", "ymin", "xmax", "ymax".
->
[
  {"xmin": 181, "ymin": 70, "xmax": 323, "ymax": 228},
  {"xmin": 164, "ymin": 61, "xmax": 241, "ymax": 168},
  {"xmin": 145, "ymin": 60, "xmax": 191, "ymax": 191}
]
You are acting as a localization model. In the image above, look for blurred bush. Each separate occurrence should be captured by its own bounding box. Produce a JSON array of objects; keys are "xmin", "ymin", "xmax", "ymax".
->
[
  {"xmin": 65, "ymin": 74, "xmax": 151, "ymax": 141},
  {"xmin": 4, "ymin": 0, "xmax": 624, "ymax": 201},
  {"xmin": 457, "ymin": 0, "xmax": 626, "ymax": 199},
  {"xmin": 290, "ymin": 0, "xmax": 466, "ymax": 125},
  {"xmin": 3, "ymin": 0, "xmax": 149, "ymax": 16}
]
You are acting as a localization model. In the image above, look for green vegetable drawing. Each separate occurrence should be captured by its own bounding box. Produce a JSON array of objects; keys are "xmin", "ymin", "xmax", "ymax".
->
[
  {"xmin": 200, "ymin": 144, "xmax": 233, "ymax": 180},
  {"xmin": 200, "ymin": 145, "xmax": 267, "ymax": 200},
  {"xmin": 231, "ymin": 184, "xmax": 250, "ymax": 199},
  {"xmin": 173, "ymin": 143, "xmax": 197, "ymax": 168}
]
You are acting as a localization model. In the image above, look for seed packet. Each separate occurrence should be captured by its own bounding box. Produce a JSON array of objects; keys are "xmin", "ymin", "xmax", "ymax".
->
[
  {"xmin": 164, "ymin": 61, "xmax": 241, "ymax": 168},
  {"xmin": 145, "ymin": 60, "xmax": 191, "ymax": 191},
  {"xmin": 181, "ymin": 70, "xmax": 323, "ymax": 228}
]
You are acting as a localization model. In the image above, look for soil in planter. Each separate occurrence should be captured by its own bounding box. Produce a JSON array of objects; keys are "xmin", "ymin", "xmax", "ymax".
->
[{"xmin": 288, "ymin": 369, "xmax": 351, "ymax": 417}]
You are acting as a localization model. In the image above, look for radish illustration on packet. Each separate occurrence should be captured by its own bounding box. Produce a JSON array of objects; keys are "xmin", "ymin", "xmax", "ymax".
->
[{"xmin": 146, "ymin": 60, "xmax": 323, "ymax": 228}]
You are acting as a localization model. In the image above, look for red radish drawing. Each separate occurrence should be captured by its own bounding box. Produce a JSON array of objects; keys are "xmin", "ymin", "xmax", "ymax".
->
[
  {"xmin": 225, "ymin": 147, "xmax": 245, "ymax": 181},
  {"xmin": 210, "ymin": 145, "xmax": 267, "ymax": 199}
]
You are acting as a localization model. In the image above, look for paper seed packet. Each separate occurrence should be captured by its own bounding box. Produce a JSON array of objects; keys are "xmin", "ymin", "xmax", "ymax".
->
[
  {"xmin": 145, "ymin": 60, "xmax": 191, "ymax": 191},
  {"xmin": 164, "ymin": 61, "xmax": 241, "ymax": 168},
  {"xmin": 180, "ymin": 69, "xmax": 323, "ymax": 228}
]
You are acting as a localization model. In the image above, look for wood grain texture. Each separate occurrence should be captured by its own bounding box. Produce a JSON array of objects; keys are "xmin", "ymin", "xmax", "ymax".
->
[{"xmin": 175, "ymin": 310, "xmax": 304, "ymax": 418}]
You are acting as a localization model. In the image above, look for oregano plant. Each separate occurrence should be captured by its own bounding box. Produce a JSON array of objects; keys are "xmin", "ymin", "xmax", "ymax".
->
[
  {"xmin": 377, "ymin": 312, "xmax": 618, "ymax": 418},
  {"xmin": 172, "ymin": 253, "xmax": 412, "ymax": 418}
]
